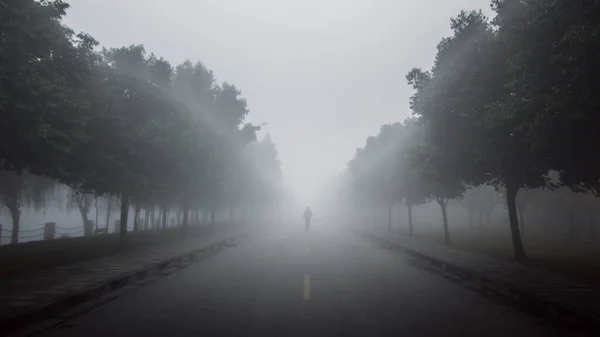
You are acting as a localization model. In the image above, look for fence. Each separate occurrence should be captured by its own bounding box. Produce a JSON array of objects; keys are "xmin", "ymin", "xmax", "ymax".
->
[
  {"xmin": 0, "ymin": 220, "xmax": 139, "ymax": 245},
  {"xmin": 0, "ymin": 212, "xmax": 230, "ymax": 245}
]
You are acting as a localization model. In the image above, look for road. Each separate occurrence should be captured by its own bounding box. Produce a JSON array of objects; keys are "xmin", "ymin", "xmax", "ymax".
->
[{"xmin": 38, "ymin": 226, "xmax": 555, "ymax": 337}]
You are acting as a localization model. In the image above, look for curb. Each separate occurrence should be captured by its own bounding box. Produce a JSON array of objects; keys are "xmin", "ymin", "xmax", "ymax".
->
[
  {"xmin": 356, "ymin": 230, "xmax": 600, "ymax": 335},
  {"xmin": 1, "ymin": 231, "xmax": 252, "ymax": 336}
]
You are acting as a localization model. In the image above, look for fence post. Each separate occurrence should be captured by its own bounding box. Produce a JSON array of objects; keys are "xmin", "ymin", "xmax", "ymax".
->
[{"xmin": 44, "ymin": 222, "xmax": 56, "ymax": 240}]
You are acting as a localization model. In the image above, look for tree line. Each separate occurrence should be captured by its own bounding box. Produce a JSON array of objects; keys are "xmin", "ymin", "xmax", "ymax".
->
[
  {"xmin": 343, "ymin": 0, "xmax": 600, "ymax": 261},
  {"xmin": 0, "ymin": 0, "xmax": 284, "ymax": 244}
]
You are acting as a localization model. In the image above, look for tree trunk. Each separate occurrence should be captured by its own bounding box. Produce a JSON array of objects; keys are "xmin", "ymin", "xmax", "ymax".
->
[
  {"xmin": 151, "ymin": 207, "xmax": 157, "ymax": 229},
  {"xmin": 159, "ymin": 208, "xmax": 164, "ymax": 228},
  {"xmin": 133, "ymin": 204, "xmax": 141, "ymax": 232},
  {"xmin": 105, "ymin": 196, "xmax": 112, "ymax": 230},
  {"xmin": 589, "ymin": 213, "xmax": 594, "ymax": 238},
  {"xmin": 182, "ymin": 199, "xmax": 190, "ymax": 230},
  {"xmin": 119, "ymin": 194, "xmax": 129, "ymax": 240},
  {"xmin": 407, "ymin": 203, "xmax": 413, "ymax": 237},
  {"xmin": 152, "ymin": 209, "xmax": 155, "ymax": 228},
  {"xmin": 387, "ymin": 202, "xmax": 393, "ymax": 231},
  {"xmin": 517, "ymin": 207, "xmax": 525, "ymax": 234},
  {"xmin": 9, "ymin": 204, "xmax": 20, "ymax": 244},
  {"xmin": 144, "ymin": 209, "xmax": 150, "ymax": 230},
  {"xmin": 95, "ymin": 196, "xmax": 99, "ymax": 231},
  {"xmin": 155, "ymin": 208, "xmax": 160, "ymax": 229},
  {"xmin": 229, "ymin": 204, "xmax": 235, "ymax": 224},
  {"xmin": 506, "ymin": 182, "xmax": 527, "ymax": 261},
  {"xmin": 478, "ymin": 207, "xmax": 484, "ymax": 229},
  {"xmin": 210, "ymin": 209, "xmax": 215, "ymax": 226},
  {"xmin": 77, "ymin": 195, "xmax": 94, "ymax": 236},
  {"xmin": 162, "ymin": 206, "xmax": 168, "ymax": 229},
  {"xmin": 177, "ymin": 210, "xmax": 181, "ymax": 226},
  {"xmin": 77, "ymin": 203, "xmax": 91, "ymax": 237},
  {"xmin": 437, "ymin": 199, "xmax": 451, "ymax": 245}
]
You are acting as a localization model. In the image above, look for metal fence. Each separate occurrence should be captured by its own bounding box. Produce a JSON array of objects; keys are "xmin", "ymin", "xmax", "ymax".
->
[{"xmin": 0, "ymin": 222, "xmax": 138, "ymax": 245}]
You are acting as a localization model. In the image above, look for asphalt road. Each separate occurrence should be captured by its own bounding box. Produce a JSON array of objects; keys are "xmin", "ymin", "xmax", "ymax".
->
[{"xmin": 38, "ymin": 226, "xmax": 556, "ymax": 337}]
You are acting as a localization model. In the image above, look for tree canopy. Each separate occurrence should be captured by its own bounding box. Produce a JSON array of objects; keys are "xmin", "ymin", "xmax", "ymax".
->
[
  {"xmin": 343, "ymin": 1, "xmax": 600, "ymax": 261},
  {"xmin": 0, "ymin": 0, "xmax": 283, "ymax": 243}
]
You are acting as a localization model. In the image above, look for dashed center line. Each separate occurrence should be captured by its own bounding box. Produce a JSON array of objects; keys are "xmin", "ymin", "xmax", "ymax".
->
[{"xmin": 303, "ymin": 274, "xmax": 311, "ymax": 300}]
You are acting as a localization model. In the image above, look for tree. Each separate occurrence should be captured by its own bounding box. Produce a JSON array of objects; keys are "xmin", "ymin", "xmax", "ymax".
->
[
  {"xmin": 346, "ymin": 117, "xmax": 436, "ymax": 236},
  {"xmin": 347, "ymin": 131, "xmax": 398, "ymax": 228},
  {"xmin": 67, "ymin": 190, "xmax": 95, "ymax": 236},
  {"xmin": 461, "ymin": 185, "xmax": 500, "ymax": 229},
  {"xmin": 1, "ymin": 3, "xmax": 281, "ymax": 245},
  {"xmin": 477, "ymin": 186, "xmax": 500, "ymax": 229},
  {"xmin": 394, "ymin": 118, "xmax": 429, "ymax": 236},
  {"xmin": 460, "ymin": 188, "xmax": 479, "ymax": 229},
  {"xmin": 214, "ymin": 83, "xmax": 249, "ymax": 131},
  {"xmin": 491, "ymin": 0, "xmax": 600, "ymax": 195},
  {"xmin": 64, "ymin": 46, "xmax": 192, "ymax": 239},
  {"xmin": 414, "ymin": 137, "xmax": 465, "ymax": 245},
  {"xmin": 0, "ymin": 0, "xmax": 99, "ymax": 178},
  {"xmin": 0, "ymin": 171, "xmax": 57, "ymax": 244},
  {"xmin": 513, "ymin": 188, "xmax": 546, "ymax": 234},
  {"xmin": 406, "ymin": 10, "xmax": 551, "ymax": 260}
]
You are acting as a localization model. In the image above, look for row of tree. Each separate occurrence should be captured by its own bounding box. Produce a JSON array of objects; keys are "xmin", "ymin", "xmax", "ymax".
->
[
  {"xmin": 0, "ymin": 0, "xmax": 284, "ymax": 244},
  {"xmin": 343, "ymin": 0, "xmax": 600, "ymax": 261}
]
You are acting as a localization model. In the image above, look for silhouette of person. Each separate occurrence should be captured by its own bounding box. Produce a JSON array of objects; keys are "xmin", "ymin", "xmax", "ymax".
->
[{"xmin": 303, "ymin": 207, "xmax": 313, "ymax": 232}]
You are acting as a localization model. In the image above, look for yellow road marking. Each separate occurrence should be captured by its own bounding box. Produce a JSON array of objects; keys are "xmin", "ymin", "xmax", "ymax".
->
[{"xmin": 303, "ymin": 275, "xmax": 311, "ymax": 300}]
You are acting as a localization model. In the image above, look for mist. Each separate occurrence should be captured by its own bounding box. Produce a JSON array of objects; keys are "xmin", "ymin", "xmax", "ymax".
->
[
  {"xmin": 61, "ymin": 0, "xmax": 493, "ymax": 205},
  {"xmin": 2, "ymin": 0, "xmax": 600, "ymax": 336}
]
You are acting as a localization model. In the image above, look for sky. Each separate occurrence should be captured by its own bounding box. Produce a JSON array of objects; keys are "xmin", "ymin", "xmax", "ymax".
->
[{"xmin": 63, "ymin": 0, "xmax": 493, "ymax": 205}]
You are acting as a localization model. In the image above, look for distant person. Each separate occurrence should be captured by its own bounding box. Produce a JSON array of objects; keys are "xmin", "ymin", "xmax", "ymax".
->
[{"xmin": 303, "ymin": 207, "xmax": 313, "ymax": 232}]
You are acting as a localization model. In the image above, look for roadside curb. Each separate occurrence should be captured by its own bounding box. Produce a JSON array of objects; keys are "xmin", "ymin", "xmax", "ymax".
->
[
  {"xmin": 355, "ymin": 229, "xmax": 600, "ymax": 334},
  {"xmin": 1, "ymin": 230, "xmax": 253, "ymax": 336}
]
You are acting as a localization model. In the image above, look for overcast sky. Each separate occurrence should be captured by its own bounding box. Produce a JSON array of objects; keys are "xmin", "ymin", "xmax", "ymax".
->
[{"xmin": 64, "ymin": 0, "xmax": 492, "ymax": 205}]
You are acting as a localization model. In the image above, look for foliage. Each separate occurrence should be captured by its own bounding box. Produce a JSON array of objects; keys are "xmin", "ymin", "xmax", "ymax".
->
[
  {"xmin": 460, "ymin": 185, "xmax": 500, "ymax": 229},
  {"xmin": 0, "ymin": 0, "xmax": 99, "ymax": 178},
  {"xmin": 0, "ymin": 171, "xmax": 58, "ymax": 243},
  {"xmin": 345, "ymin": 2, "xmax": 600, "ymax": 261},
  {"xmin": 346, "ymin": 118, "xmax": 458, "ymax": 238},
  {"xmin": 405, "ymin": 9, "xmax": 545, "ymax": 259},
  {"xmin": 0, "ymin": 1, "xmax": 283, "ymax": 243}
]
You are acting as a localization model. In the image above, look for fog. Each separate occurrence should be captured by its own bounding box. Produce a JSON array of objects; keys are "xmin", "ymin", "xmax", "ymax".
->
[
  {"xmin": 3, "ymin": 2, "xmax": 600, "ymax": 335},
  {"xmin": 1, "ymin": 0, "xmax": 595, "ymax": 256},
  {"xmin": 62, "ymin": 0, "xmax": 492, "ymax": 205}
]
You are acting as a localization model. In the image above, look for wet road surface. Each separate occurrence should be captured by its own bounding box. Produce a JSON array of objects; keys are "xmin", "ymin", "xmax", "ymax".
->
[{"xmin": 38, "ymin": 227, "xmax": 556, "ymax": 337}]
